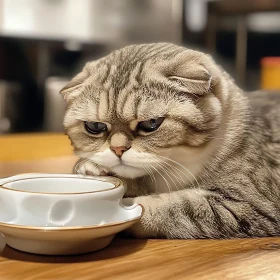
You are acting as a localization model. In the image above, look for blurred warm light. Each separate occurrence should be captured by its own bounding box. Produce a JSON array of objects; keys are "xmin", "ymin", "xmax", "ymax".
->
[{"xmin": 261, "ymin": 57, "xmax": 280, "ymax": 90}]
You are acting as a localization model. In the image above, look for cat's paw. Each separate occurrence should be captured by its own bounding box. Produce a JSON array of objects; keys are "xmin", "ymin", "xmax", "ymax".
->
[{"xmin": 73, "ymin": 159, "xmax": 107, "ymax": 176}]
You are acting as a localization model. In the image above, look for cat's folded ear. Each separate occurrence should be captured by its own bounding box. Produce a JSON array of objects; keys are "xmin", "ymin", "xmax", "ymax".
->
[
  {"xmin": 167, "ymin": 53, "xmax": 217, "ymax": 96},
  {"xmin": 60, "ymin": 65, "xmax": 89, "ymax": 102}
]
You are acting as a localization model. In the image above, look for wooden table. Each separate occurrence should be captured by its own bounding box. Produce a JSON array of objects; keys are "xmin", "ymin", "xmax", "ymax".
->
[{"xmin": 1, "ymin": 133, "xmax": 280, "ymax": 280}]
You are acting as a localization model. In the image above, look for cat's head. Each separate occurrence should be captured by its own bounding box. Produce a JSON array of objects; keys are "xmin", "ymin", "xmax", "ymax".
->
[{"xmin": 61, "ymin": 43, "xmax": 225, "ymax": 179}]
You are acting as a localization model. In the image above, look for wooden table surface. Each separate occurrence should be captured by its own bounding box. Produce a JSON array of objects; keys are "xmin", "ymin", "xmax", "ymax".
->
[{"xmin": 1, "ymin": 133, "xmax": 280, "ymax": 280}]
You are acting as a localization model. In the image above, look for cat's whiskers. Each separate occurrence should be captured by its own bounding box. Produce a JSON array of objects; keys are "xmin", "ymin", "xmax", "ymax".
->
[
  {"xmin": 155, "ymin": 155, "xmax": 200, "ymax": 189},
  {"xmin": 126, "ymin": 154, "xmax": 195, "ymax": 192},
  {"xmin": 131, "ymin": 154, "xmax": 179, "ymax": 194},
  {"xmin": 145, "ymin": 164, "xmax": 157, "ymax": 186},
  {"xmin": 149, "ymin": 164, "xmax": 172, "ymax": 194},
  {"xmin": 153, "ymin": 158, "xmax": 192, "ymax": 187},
  {"xmin": 140, "ymin": 163, "xmax": 158, "ymax": 193},
  {"xmin": 152, "ymin": 160, "xmax": 181, "ymax": 192},
  {"xmin": 129, "ymin": 154, "xmax": 159, "ymax": 193},
  {"xmin": 147, "ymin": 158, "xmax": 184, "ymax": 191},
  {"xmin": 142, "ymin": 155, "xmax": 194, "ymax": 189},
  {"xmin": 140, "ymin": 163, "xmax": 154, "ymax": 183}
]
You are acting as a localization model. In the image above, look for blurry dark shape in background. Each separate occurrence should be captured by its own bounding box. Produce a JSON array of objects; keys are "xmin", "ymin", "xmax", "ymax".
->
[{"xmin": 0, "ymin": 0, "xmax": 279, "ymax": 134}]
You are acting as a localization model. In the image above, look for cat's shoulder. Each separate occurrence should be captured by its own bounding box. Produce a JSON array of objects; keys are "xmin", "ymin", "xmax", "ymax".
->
[
  {"xmin": 247, "ymin": 90, "xmax": 280, "ymax": 106},
  {"xmin": 247, "ymin": 90, "xmax": 280, "ymax": 115},
  {"xmin": 247, "ymin": 90, "xmax": 280, "ymax": 140}
]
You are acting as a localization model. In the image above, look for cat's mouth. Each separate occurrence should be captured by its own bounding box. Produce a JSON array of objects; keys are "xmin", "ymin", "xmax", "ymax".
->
[
  {"xmin": 113, "ymin": 162, "xmax": 136, "ymax": 169},
  {"xmin": 112, "ymin": 158, "xmax": 136, "ymax": 168},
  {"xmin": 109, "ymin": 161, "xmax": 147, "ymax": 178}
]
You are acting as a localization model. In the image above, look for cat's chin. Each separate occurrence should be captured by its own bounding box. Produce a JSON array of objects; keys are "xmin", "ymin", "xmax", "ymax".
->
[{"xmin": 110, "ymin": 164, "xmax": 147, "ymax": 179}]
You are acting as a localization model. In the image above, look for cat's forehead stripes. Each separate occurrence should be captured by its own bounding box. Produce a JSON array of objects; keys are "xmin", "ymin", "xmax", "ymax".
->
[
  {"xmin": 93, "ymin": 43, "xmax": 184, "ymax": 93},
  {"xmin": 65, "ymin": 43, "xmax": 209, "ymax": 125},
  {"xmin": 66, "ymin": 87, "xmax": 204, "ymax": 130},
  {"xmin": 98, "ymin": 88, "xmax": 110, "ymax": 120}
]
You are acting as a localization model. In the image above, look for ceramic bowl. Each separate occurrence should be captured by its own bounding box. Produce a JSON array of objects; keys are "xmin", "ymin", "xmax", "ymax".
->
[{"xmin": 0, "ymin": 174, "xmax": 143, "ymax": 255}]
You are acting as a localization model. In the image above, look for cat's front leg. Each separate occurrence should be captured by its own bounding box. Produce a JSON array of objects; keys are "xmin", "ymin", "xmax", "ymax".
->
[
  {"xmin": 73, "ymin": 158, "xmax": 107, "ymax": 176},
  {"xmin": 122, "ymin": 191, "xmax": 218, "ymax": 238},
  {"xmin": 122, "ymin": 188, "xmax": 275, "ymax": 239}
]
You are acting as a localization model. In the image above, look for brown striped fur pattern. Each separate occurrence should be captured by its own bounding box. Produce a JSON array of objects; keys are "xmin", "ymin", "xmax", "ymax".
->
[{"xmin": 61, "ymin": 43, "xmax": 280, "ymax": 239}]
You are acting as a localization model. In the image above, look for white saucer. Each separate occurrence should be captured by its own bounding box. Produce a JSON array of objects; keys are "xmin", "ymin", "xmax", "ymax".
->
[
  {"xmin": 0, "ymin": 173, "xmax": 143, "ymax": 255},
  {"xmin": 0, "ymin": 204, "xmax": 143, "ymax": 255}
]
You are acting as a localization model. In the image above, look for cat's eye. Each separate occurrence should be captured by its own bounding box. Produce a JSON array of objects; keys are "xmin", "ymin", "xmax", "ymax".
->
[
  {"xmin": 84, "ymin": 121, "xmax": 108, "ymax": 134},
  {"xmin": 137, "ymin": 117, "xmax": 165, "ymax": 133}
]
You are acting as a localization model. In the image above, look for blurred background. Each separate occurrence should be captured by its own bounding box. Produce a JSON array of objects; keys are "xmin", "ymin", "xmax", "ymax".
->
[{"xmin": 0, "ymin": 0, "xmax": 280, "ymax": 134}]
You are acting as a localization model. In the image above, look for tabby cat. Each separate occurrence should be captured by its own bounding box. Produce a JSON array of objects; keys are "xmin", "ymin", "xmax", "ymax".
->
[{"xmin": 61, "ymin": 43, "xmax": 280, "ymax": 238}]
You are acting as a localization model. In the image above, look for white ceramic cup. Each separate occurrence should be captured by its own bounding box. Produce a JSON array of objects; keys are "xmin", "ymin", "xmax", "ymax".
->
[{"xmin": 0, "ymin": 174, "xmax": 126, "ymax": 227}]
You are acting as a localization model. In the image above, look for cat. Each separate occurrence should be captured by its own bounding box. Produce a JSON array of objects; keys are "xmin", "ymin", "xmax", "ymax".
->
[{"xmin": 61, "ymin": 43, "xmax": 280, "ymax": 239}]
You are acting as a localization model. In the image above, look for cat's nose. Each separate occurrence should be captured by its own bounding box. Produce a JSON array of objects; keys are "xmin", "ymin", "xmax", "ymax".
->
[{"xmin": 110, "ymin": 146, "xmax": 131, "ymax": 157}]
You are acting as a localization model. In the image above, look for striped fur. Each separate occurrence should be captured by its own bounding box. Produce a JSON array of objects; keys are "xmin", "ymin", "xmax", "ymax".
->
[{"xmin": 61, "ymin": 43, "xmax": 280, "ymax": 239}]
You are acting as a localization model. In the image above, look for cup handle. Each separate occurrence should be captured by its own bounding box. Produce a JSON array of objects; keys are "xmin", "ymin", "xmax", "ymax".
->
[
  {"xmin": 120, "ymin": 198, "xmax": 144, "ymax": 212},
  {"xmin": 121, "ymin": 197, "xmax": 134, "ymax": 207}
]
